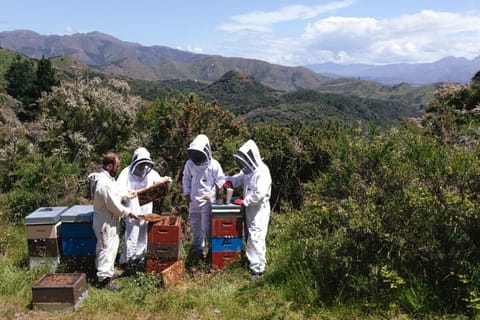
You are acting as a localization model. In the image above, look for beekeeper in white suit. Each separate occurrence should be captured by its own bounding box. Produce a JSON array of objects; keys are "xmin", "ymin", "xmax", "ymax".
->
[
  {"xmin": 93, "ymin": 152, "xmax": 137, "ymax": 291},
  {"xmin": 224, "ymin": 140, "xmax": 271, "ymax": 281},
  {"xmin": 182, "ymin": 134, "xmax": 225, "ymax": 259},
  {"xmin": 117, "ymin": 147, "xmax": 168, "ymax": 270}
]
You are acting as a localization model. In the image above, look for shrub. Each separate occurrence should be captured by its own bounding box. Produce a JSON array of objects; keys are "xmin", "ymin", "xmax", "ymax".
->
[
  {"xmin": 0, "ymin": 154, "xmax": 79, "ymax": 222},
  {"xmin": 269, "ymin": 121, "xmax": 480, "ymax": 315}
]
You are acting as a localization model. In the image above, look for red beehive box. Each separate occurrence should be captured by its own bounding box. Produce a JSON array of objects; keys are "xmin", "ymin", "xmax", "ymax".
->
[
  {"xmin": 32, "ymin": 273, "xmax": 87, "ymax": 311},
  {"xmin": 211, "ymin": 217, "xmax": 243, "ymax": 237},
  {"xmin": 146, "ymin": 258, "xmax": 184, "ymax": 288},
  {"xmin": 147, "ymin": 243, "xmax": 181, "ymax": 260},
  {"xmin": 211, "ymin": 251, "xmax": 242, "ymax": 270},
  {"xmin": 148, "ymin": 216, "xmax": 182, "ymax": 244},
  {"xmin": 146, "ymin": 258, "xmax": 177, "ymax": 274}
]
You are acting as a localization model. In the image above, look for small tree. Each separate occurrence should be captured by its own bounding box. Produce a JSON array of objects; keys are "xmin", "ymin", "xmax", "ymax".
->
[
  {"xmin": 5, "ymin": 55, "xmax": 59, "ymax": 121},
  {"xmin": 35, "ymin": 55, "xmax": 59, "ymax": 97},
  {"xmin": 5, "ymin": 55, "xmax": 36, "ymax": 120},
  {"xmin": 38, "ymin": 77, "xmax": 142, "ymax": 168}
]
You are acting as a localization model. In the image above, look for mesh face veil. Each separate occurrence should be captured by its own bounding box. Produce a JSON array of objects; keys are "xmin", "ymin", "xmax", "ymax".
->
[
  {"xmin": 187, "ymin": 135, "xmax": 212, "ymax": 167},
  {"xmin": 233, "ymin": 140, "xmax": 262, "ymax": 175},
  {"xmin": 233, "ymin": 149, "xmax": 256, "ymax": 174},
  {"xmin": 131, "ymin": 160, "xmax": 154, "ymax": 178},
  {"xmin": 130, "ymin": 147, "xmax": 154, "ymax": 178},
  {"xmin": 187, "ymin": 149, "xmax": 208, "ymax": 166}
]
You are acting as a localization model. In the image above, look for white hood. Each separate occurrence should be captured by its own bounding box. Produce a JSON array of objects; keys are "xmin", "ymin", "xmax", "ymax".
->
[
  {"xmin": 130, "ymin": 147, "xmax": 154, "ymax": 178},
  {"xmin": 187, "ymin": 134, "xmax": 212, "ymax": 167},
  {"xmin": 233, "ymin": 140, "xmax": 262, "ymax": 175}
]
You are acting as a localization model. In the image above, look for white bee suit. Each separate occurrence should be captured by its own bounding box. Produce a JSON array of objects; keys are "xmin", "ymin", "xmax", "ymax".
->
[
  {"xmin": 93, "ymin": 168, "xmax": 131, "ymax": 281},
  {"xmin": 117, "ymin": 147, "xmax": 163, "ymax": 264},
  {"xmin": 182, "ymin": 134, "xmax": 225, "ymax": 253},
  {"xmin": 227, "ymin": 140, "xmax": 272, "ymax": 274}
]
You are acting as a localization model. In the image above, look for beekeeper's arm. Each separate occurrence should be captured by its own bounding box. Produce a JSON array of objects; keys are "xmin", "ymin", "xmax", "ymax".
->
[
  {"xmin": 104, "ymin": 182, "xmax": 137, "ymax": 219},
  {"xmin": 243, "ymin": 174, "xmax": 271, "ymax": 207},
  {"xmin": 182, "ymin": 162, "xmax": 192, "ymax": 203}
]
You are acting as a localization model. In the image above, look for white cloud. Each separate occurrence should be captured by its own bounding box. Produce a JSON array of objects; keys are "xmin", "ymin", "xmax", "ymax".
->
[
  {"xmin": 63, "ymin": 26, "xmax": 76, "ymax": 35},
  {"xmin": 218, "ymin": 1, "xmax": 352, "ymax": 35},
  {"xmin": 300, "ymin": 10, "xmax": 480, "ymax": 64},
  {"xmin": 217, "ymin": 4, "xmax": 480, "ymax": 65},
  {"xmin": 229, "ymin": 1, "xmax": 352, "ymax": 25},
  {"xmin": 218, "ymin": 24, "xmax": 271, "ymax": 33},
  {"xmin": 187, "ymin": 46, "xmax": 203, "ymax": 54},
  {"xmin": 176, "ymin": 46, "xmax": 204, "ymax": 54}
]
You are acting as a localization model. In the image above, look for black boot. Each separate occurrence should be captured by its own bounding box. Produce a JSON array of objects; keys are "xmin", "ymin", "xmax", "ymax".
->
[{"xmin": 96, "ymin": 277, "xmax": 123, "ymax": 291}]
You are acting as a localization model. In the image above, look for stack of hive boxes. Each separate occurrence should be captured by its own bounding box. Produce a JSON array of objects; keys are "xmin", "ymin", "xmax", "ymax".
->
[
  {"xmin": 25, "ymin": 206, "xmax": 68, "ymax": 272},
  {"xmin": 210, "ymin": 203, "xmax": 244, "ymax": 270},
  {"xmin": 59, "ymin": 205, "xmax": 97, "ymax": 275},
  {"xmin": 146, "ymin": 215, "xmax": 184, "ymax": 288}
]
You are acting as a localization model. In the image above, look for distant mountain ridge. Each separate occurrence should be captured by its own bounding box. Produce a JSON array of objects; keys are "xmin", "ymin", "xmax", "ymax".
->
[
  {"xmin": 0, "ymin": 47, "xmax": 432, "ymax": 127},
  {"xmin": 305, "ymin": 56, "xmax": 480, "ymax": 85},
  {"xmin": 0, "ymin": 29, "xmax": 329, "ymax": 91},
  {"xmin": 1, "ymin": 29, "xmax": 475, "ymax": 88}
]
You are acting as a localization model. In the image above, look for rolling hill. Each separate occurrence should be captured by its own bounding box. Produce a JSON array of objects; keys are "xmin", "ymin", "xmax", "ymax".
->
[
  {"xmin": 0, "ymin": 46, "xmax": 433, "ymax": 128},
  {"xmin": 0, "ymin": 30, "xmax": 330, "ymax": 92}
]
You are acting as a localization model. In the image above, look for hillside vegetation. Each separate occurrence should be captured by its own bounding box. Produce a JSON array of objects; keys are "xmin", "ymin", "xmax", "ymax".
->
[{"xmin": 1, "ymin": 51, "xmax": 480, "ymax": 318}]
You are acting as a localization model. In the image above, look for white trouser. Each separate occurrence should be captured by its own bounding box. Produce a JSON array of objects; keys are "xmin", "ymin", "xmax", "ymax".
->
[
  {"xmin": 189, "ymin": 209, "xmax": 211, "ymax": 253},
  {"xmin": 120, "ymin": 216, "xmax": 148, "ymax": 264},
  {"xmin": 94, "ymin": 222, "xmax": 119, "ymax": 281},
  {"xmin": 245, "ymin": 201, "xmax": 270, "ymax": 274}
]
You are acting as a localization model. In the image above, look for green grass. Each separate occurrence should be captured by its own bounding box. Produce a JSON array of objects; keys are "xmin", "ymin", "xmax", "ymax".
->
[
  {"xmin": 0, "ymin": 217, "xmax": 461, "ymax": 320},
  {"xmin": 0, "ymin": 220, "xmax": 309, "ymax": 319}
]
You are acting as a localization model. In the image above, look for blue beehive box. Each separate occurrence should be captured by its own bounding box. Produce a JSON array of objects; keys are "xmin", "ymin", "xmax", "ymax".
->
[
  {"xmin": 60, "ymin": 205, "xmax": 96, "ymax": 256},
  {"xmin": 211, "ymin": 237, "xmax": 243, "ymax": 252}
]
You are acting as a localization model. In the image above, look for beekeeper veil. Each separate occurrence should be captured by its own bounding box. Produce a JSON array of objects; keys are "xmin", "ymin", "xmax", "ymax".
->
[
  {"xmin": 130, "ymin": 147, "xmax": 154, "ymax": 178},
  {"xmin": 233, "ymin": 140, "xmax": 262, "ymax": 175},
  {"xmin": 187, "ymin": 134, "xmax": 212, "ymax": 167}
]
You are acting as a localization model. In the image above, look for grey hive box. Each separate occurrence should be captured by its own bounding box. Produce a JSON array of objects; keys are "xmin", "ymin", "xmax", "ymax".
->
[
  {"xmin": 25, "ymin": 206, "xmax": 69, "ymax": 226},
  {"xmin": 25, "ymin": 206, "xmax": 68, "ymax": 271},
  {"xmin": 59, "ymin": 205, "xmax": 94, "ymax": 223}
]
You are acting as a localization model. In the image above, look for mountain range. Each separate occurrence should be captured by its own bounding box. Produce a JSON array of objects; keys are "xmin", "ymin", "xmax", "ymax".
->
[
  {"xmin": 0, "ymin": 30, "xmax": 329, "ymax": 92},
  {"xmin": 0, "ymin": 29, "xmax": 457, "ymax": 127},
  {"xmin": 305, "ymin": 57, "xmax": 480, "ymax": 86},
  {"xmin": 1, "ymin": 29, "xmax": 478, "ymax": 89}
]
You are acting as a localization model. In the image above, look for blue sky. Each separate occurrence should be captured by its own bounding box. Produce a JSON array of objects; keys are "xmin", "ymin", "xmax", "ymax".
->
[{"xmin": 1, "ymin": 0, "xmax": 479, "ymax": 66}]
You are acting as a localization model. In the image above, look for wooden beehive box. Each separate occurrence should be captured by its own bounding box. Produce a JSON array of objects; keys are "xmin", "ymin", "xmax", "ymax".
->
[
  {"xmin": 211, "ymin": 251, "xmax": 243, "ymax": 270},
  {"xmin": 147, "ymin": 243, "xmax": 182, "ymax": 260},
  {"xmin": 32, "ymin": 273, "xmax": 88, "ymax": 311},
  {"xmin": 211, "ymin": 217, "xmax": 243, "ymax": 237},
  {"xmin": 146, "ymin": 258, "xmax": 184, "ymax": 288},
  {"xmin": 147, "ymin": 215, "xmax": 182, "ymax": 244},
  {"xmin": 161, "ymin": 259, "xmax": 184, "ymax": 289},
  {"xmin": 137, "ymin": 179, "xmax": 171, "ymax": 206}
]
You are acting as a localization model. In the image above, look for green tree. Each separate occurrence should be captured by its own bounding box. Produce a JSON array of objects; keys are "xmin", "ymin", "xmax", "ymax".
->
[
  {"xmin": 135, "ymin": 93, "xmax": 249, "ymax": 214},
  {"xmin": 34, "ymin": 55, "xmax": 58, "ymax": 97},
  {"xmin": 5, "ymin": 55, "xmax": 36, "ymax": 120},
  {"xmin": 38, "ymin": 77, "xmax": 142, "ymax": 167},
  {"xmin": 4, "ymin": 55, "xmax": 59, "ymax": 121}
]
